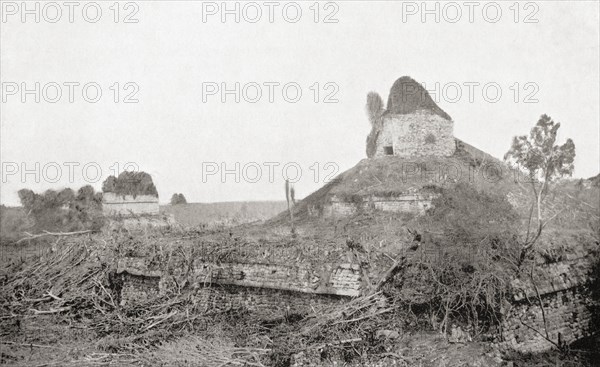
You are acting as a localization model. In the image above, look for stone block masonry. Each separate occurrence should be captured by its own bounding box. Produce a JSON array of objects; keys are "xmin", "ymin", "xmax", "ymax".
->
[
  {"xmin": 498, "ymin": 288, "xmax": 593, "ymax": 353},
  {"xmin": 321, "ymin": 194, "xmax": 435, "ymax": 217},
  {"xmin": 102, "ymin": 192, "xmax": 159, "ymax": 216},
  {"xmin": 118, "ymin": 257, "xmax": 363, "ymax": 297},
  {"xmin": 375, "ymin": 112, "xmax": 455, "ymax": 158},
  {"xmin": 496, "ymin": 256, "xmax": 596, "ymax": 353},
  {"xmin": 117, "ymin": 257, "xmax": 363, "ymax": 317},
  {"xmin": 116, "ymin": 254, "xmax": 596, "ymax": 352},
  {"xmin": 188, "ymin": 261, "xmax": 362, "ymax": 296},
  {"xmin": 119, "ymin": 271, "xmax": 344, "ymax": 318}
]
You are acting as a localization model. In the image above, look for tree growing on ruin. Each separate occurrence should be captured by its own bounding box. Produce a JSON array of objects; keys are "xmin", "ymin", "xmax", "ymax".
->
[
  {"xmin": 102, "ymin": 171, "xmax": 158, "ymax": 198},
  {"xmin": 504, "ymin": 114, "xmax": 576, "ymax": 263},
  {"xmin": 365, "ymin": 92, "xmax": 386, "ymax": 158}
]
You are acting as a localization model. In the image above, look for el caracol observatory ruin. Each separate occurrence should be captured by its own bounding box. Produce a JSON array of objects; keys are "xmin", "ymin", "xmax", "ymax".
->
[
  {"xmin": 366, "ymin": 76, "xmax": 456, "ymax": 158},
  {"xmin": 290, "ymin": 76, "xmax": 499, "ymax": 218}
]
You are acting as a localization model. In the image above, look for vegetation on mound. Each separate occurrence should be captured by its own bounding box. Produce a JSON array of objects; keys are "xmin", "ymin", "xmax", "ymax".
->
[
  {"xmin": 588, "ymin": 173, "xmax": 600, "ymax": 187},
  {"xmin": 388, "ymin": 183, "xmax": 521, "ymax": 336},
  {"xmin": 102, "ymin": 171, "xmax": 158, "ymax": 197},
  {"xmin": 385, "ymin": 76, "xmax": 452, "ymax": 120},
  {"xmin": 0, "ymin": 205, "xmax": 30, "ymax": 244},
  {"xmin": 2, "ymin": 186, "xmax": 105, "ymax": 245},
  {"xmin": 281, "ymin": 144, "xmax": 528, "ymax": 224}
]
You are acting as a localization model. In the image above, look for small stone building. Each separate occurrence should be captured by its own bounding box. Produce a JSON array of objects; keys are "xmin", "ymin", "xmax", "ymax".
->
[{"xmin": 371, "ymin": 76, "xmax": 456, "ymax": 158}]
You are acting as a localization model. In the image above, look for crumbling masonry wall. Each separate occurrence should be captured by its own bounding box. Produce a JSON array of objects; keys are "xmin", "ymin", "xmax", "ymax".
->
[
  {"xmin": 119, "ymin": 273, "xmax": 344, "ymax": 319},
  {"xmin": 375, "ymin": 112, "xmax": 455, "ymax": 158},
  {"xmin": 102, "ymin": 192, "xmax": 159, "ymax": 216},
  {"xmin": 117, "ymin": 255, "xmax": 596, "ymax": 351},
  {"xmin": 117, "ymin": 258, "xmax": 362, "ymax": 317},
  {"xmin": 497, "ymin": 257, "xmax": 595, "ymax": 353},
  {"xmin": 498, "ymin": 288, "xmax": 593, "ymax": 353},
  {"xmin": 321, "ymin": 194, "xmax": 435, "ymax": 217}
]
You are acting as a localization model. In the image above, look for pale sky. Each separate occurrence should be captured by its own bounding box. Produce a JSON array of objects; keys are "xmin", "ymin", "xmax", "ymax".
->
[{"xmin": 1, "ymin": 1, "xmax": 599, "ymax": 206}]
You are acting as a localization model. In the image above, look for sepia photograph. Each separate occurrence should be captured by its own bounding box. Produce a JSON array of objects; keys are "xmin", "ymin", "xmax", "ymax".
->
[{"xmin": 0, "ymin": 1, "xmax": 599, "ymax": 366}]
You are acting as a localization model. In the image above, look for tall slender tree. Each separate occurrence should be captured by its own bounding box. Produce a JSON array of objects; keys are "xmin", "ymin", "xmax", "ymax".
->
[{"xmin": 504, "ymin": 114, "xmax": 575, "ymax": 262}]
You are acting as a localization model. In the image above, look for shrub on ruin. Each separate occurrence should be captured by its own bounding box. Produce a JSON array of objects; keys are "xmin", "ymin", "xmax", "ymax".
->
[
  {"xmin": 365, "ymin": 92, "xmax": 385, "ymax": 158},
  {"xmin": 390, "ymin": 183, "xmax": 521, "ymax": 335},
  {"xmin": 102, "ymin": 171, "xmax": 158, "ymax": 198}
]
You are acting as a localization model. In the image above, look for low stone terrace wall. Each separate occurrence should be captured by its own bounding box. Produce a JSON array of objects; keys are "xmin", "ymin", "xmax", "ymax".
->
[{"xmin": 497, "ymin": 256, "xmax": 596, "ymax": 353}]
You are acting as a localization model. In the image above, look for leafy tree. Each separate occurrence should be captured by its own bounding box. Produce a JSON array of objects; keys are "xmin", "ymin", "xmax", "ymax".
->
[
  {"xmin": 102, "ymin": 171, "xmax": 158, "ymax": 197},
  {"xmin": 17, "ymin": 186, "xmax": 103, "ymax": 234},
  {"xmin": 170, "ymin": 193, "xmax": 187, "ymax": 205},
  {"xmin": 504, "ymin": 114, "xmax": 576, "ymax": 262}
]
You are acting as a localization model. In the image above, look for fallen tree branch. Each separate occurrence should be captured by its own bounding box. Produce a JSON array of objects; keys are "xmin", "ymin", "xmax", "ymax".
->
[
  {"xmin": 0, "ymin": 340, "xmax": 65, "ymax": 349},
  {"xmin": 518, "ymin": 315, "xmax": 560, "ymax": 349},
  {"xmin": 16, "ymin": 230, "xmax": 92, "ymax": 244},
  {"xmin": 368, "ymin": 256, "xmax": 405, "ymax": 295},
  {"xmin": 30, "ymin": 306, "xmax": 72, "ymax": 315}
]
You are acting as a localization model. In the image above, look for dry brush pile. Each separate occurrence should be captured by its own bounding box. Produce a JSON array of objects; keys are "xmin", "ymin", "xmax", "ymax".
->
[{"xmin": 0, "ymin": 231, "xmax": 272, "ymax": 366}]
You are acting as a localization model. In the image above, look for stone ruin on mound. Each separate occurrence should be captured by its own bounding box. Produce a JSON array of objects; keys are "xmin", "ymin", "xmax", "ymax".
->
[
  {"xmin": 315, "ymin": 76, "xmax": 462, "ymax": 218},
  {"xmin": 102, "ymin": 171, "xmax": 159, "ymax": 217},
  {"xmin": 368, "ymin": 76, "xmax": 456, "ymax": 158},
  {"xmin": 101, "ymin": 171, "xmax": 175, "ymax": 229}
]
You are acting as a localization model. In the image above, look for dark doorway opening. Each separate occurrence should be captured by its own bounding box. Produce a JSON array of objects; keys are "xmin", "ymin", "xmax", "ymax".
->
[{"xmin": 384, "ymin": 146, "xmax": 394, "ymax": 155}]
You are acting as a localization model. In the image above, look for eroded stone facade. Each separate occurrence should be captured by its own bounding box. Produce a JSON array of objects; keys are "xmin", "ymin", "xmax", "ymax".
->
[
  {"xmin": 117, "ymin": 258, "xmax": 363, "ymax": 318},
  {"xmin": 496, "ymin": 256, "xmax": 595, "ymax": 353},
  {"xmin": 119, "ymin": 272, "xmax": 343, "ymax": 318},
  {"xmin": 102, "ymin": 192, "xmax": 160, "ymax": 216},
  {"xmin": 374, "ymin": 112, "xmax": 455, "ymax": 158},
  {"xmin": 117, "ymin": 254, "xmax": 596, "ymax": 353},
  {"xmin": 321, "ymin": 194, "xmax": 435, "ymax": 217}
]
